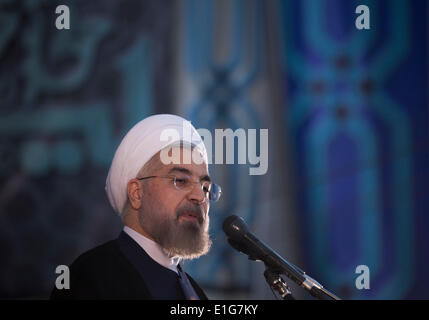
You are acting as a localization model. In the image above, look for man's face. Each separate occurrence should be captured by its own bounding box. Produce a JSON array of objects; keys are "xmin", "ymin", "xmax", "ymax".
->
[{"xmin": 138, "ymin": 147, "xmax": 212, "ymax": 259}]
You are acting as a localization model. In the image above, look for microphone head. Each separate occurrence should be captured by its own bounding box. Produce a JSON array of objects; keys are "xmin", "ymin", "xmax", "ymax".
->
[{"xmin": 222, "ymin": 215, "xmax": 249, "ymax": 240}]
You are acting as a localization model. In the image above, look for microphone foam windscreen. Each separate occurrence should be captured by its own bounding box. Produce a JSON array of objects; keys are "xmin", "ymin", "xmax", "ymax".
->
[{"xmin": 222, "ymin": 215, "xmax": 249, "ymax": 239}]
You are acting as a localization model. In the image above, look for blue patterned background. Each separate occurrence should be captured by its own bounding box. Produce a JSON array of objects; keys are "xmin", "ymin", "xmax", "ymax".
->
[
  {"xmin": 279, "ymin": 0, "xmax": 429, "ymax": 299},
  {"xmin": 0, "ymin": 0, "xmax": 428, "ymax": 299}
]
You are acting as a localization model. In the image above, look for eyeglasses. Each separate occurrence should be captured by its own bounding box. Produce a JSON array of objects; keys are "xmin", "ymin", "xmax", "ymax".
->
[{"xmin": 137, "ymin": 175, "xmax": 222, "ymax": 202}]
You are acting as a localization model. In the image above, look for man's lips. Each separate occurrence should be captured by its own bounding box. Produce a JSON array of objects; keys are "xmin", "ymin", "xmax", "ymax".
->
[
  {"xmin": 179, "ymin": 212, "xmax": 202, "ymax": 224},
  {"xmin": 176, "ymin": 204, "xmax": 205, "ymax": 225}
]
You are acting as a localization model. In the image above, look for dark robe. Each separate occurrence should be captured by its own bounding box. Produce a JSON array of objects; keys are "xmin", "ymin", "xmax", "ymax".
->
[{"xmin": 50, "ymin": 231, "xmax": 208, "ymax": 300}]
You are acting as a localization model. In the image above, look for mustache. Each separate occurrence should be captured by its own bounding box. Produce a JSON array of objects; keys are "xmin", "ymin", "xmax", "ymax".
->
[{"xmin": 176, "ymin": 204, "xmax": 205, "ymax": 225}]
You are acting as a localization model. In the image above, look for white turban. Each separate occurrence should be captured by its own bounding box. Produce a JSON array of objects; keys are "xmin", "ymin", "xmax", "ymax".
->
[{"xmin": 105, "ymin": 114, "xmax": 208, "ymax": 215}]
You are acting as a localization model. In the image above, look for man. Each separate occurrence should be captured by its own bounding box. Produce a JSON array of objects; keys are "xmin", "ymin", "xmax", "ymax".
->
[{"xmin": 50, "ymin": 114, "xmax": 221, "ymax": 300}]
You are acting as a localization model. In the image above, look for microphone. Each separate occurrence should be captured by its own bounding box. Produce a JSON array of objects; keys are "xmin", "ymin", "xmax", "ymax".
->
[{"xmin": 222, "ymin": 215, "xmax": 341, "ymax": 300}]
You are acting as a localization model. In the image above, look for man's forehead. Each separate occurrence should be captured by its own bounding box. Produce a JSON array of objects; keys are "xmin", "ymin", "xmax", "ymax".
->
[
  {"xmin": 157, "ymin": 147, "xmax": 209, "ymax": 175},
  {"xmin": 165, "ymin": 164, "xmax": 210, "ymax": 180}
]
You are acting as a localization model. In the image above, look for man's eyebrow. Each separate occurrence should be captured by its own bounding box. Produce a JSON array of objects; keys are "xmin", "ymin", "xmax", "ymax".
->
[
  {"xmin": 201, "ymin": 174, "xmax": 212, "ymax": 183},
  {"xmin": 168, "ymin": 167, "xmax": 212, "ymax": 182},
  {"xmin": 168, "ymin": 167, "xmax": 192, "ymax": 175}
]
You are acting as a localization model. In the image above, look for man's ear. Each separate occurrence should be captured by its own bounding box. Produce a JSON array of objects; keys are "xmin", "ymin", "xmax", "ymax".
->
[{"xmin": 127, "ymin": 179, "xmax": 143, "ymax": 210}]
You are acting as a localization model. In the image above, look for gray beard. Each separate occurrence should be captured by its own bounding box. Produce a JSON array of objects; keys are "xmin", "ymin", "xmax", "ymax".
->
[{"xmin": 140, "ymin": 210, "xmax": 212, "ymax": 260}]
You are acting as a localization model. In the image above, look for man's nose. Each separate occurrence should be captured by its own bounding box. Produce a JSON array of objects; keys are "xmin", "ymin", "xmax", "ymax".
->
[{"xmin": 187, "ymin": 183, "xmax": 207, "ymax": 204}]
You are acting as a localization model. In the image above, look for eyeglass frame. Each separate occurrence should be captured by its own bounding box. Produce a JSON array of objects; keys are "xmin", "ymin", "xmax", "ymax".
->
[{"xmin": 136, "ymin": 175, "xmax": 222, "ymax": 202}]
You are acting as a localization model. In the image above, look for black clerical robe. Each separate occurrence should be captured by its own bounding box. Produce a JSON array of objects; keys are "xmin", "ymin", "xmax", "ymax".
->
[{"xmin": 50, "ymin": 231, "xmax": 208, "ymax": 300}]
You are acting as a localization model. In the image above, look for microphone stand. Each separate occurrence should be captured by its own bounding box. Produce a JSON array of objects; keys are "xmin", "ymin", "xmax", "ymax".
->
[
  {"xmin": 223, "ymin": 216, "xmax": 341, "ymax": 300},
  {"xmin": 256, "ymin": 252, "xmax": 341, "ymax": 300},
  {"xmin": 230, "ymin": 238, "xmax": 341, "ymax": 300},
  {"xmin": 264, "ymin": 267, "xmax": 295, "ymax": 300},
  {"xmin": 271, "ymin": 261, "xmax": 341, "ymax": 300}
]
